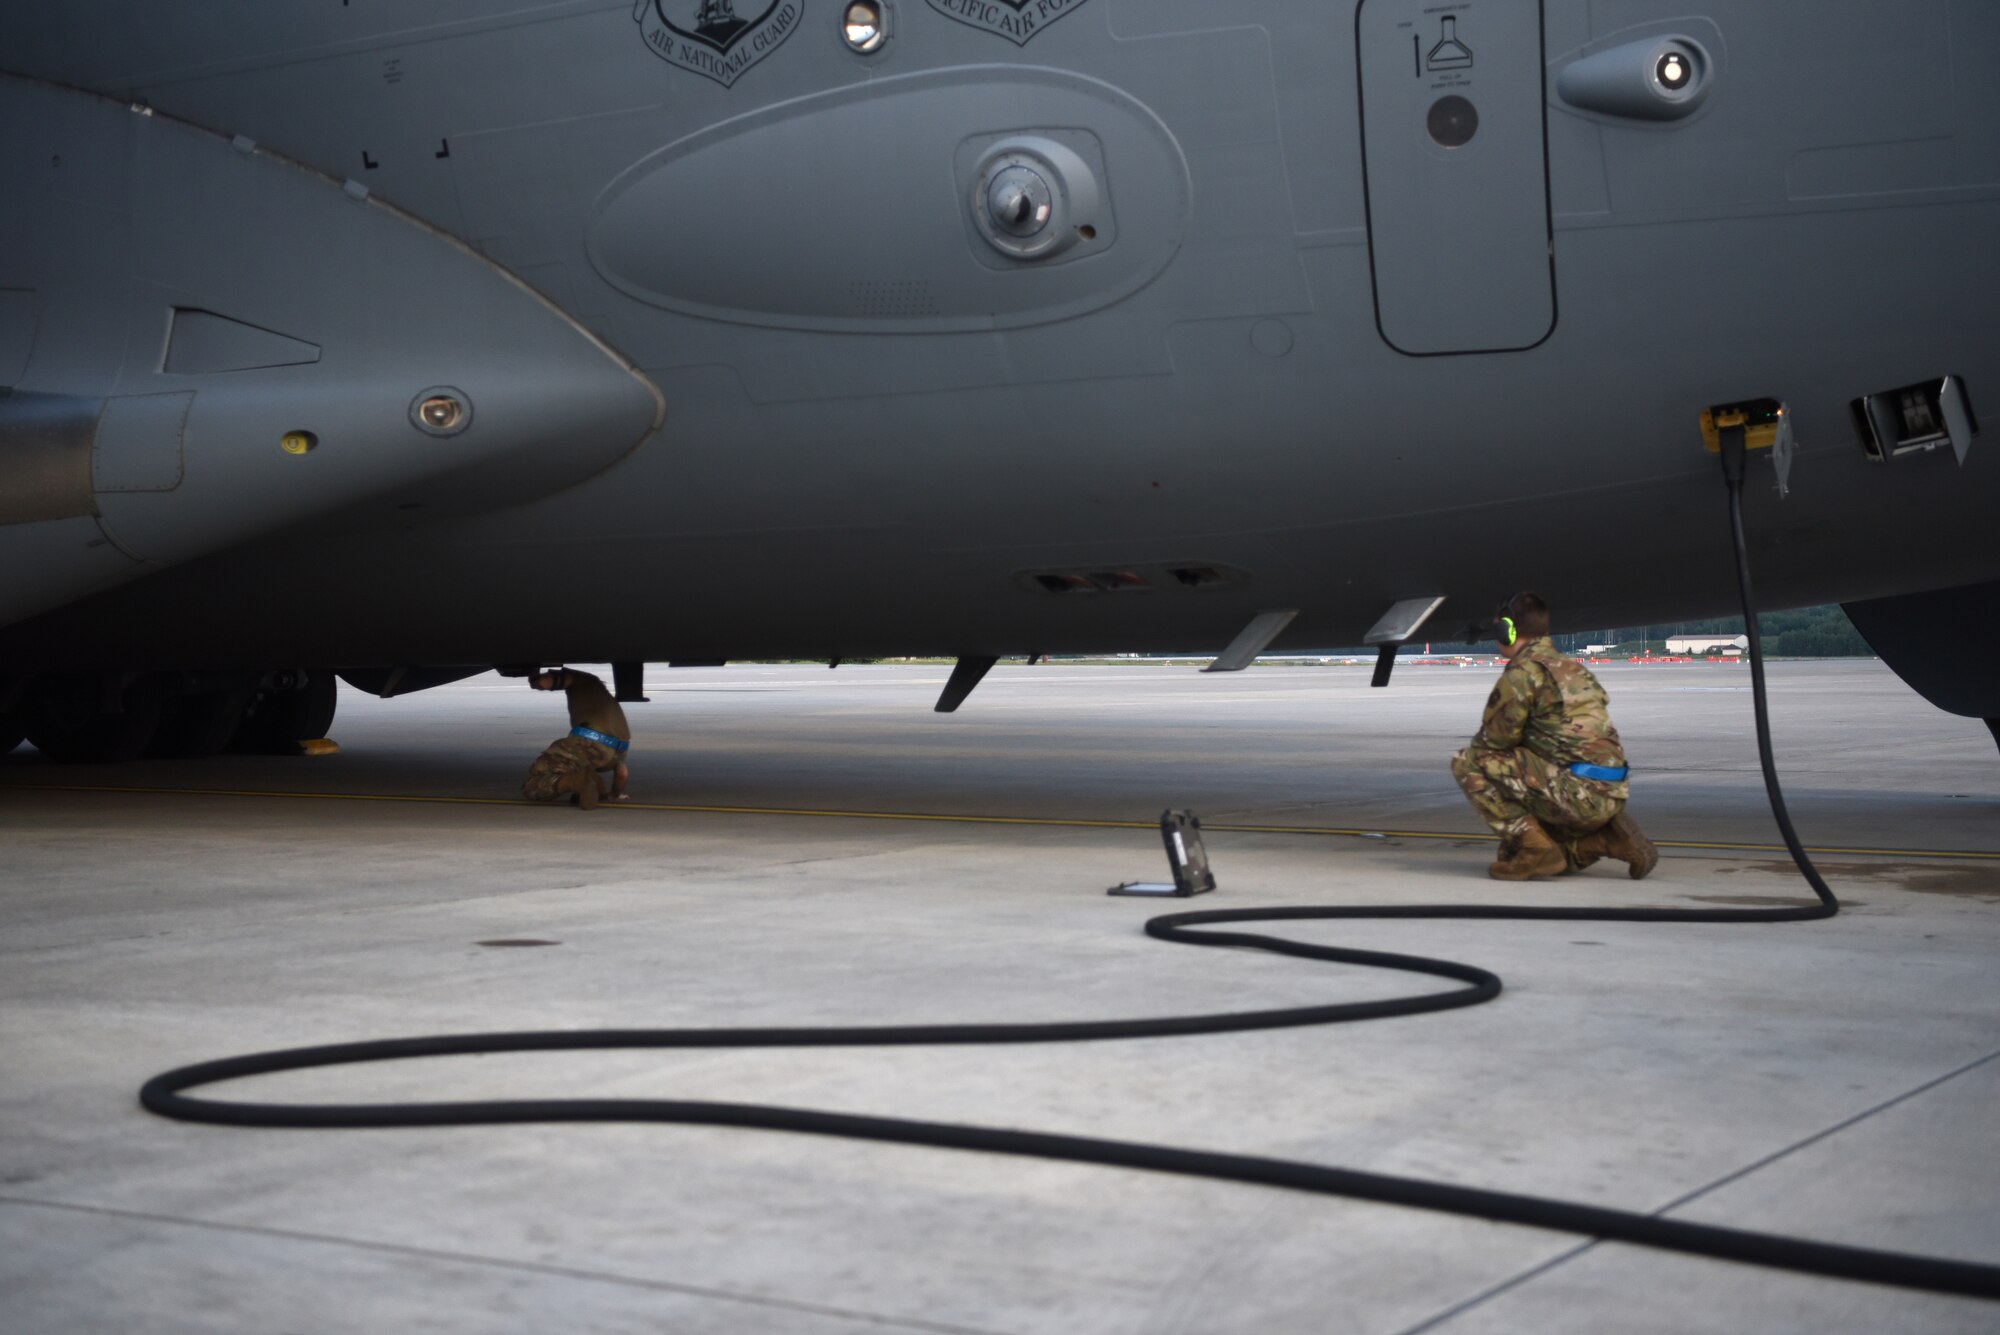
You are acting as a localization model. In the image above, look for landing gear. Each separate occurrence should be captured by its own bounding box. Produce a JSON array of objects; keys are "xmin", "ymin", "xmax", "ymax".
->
[
  {"xmin": 22, "ymin": 674, "xmax": 165, "ymax": 764},
  {"xmin": 228, "ymin": 671, "xmax": 337, "ymax": 754},
  {"xmin": 13, "ymin": 668, "xmax": 337, "ymax": 762},
  {"xmin": 147, "ymin": 679, "xmax": 257, "ymax": 760}
]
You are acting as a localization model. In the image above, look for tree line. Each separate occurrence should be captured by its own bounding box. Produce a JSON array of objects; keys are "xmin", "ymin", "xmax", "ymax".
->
[{"xmin": 1557, "ymin": 606, "xmax": 1874, "ymax": 657}]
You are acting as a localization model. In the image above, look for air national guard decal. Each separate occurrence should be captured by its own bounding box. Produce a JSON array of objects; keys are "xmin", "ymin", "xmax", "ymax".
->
[
  {"xmin": 925, "ymin": 0, "xmax": 1092, "ymax": 46},
  {"xmin": 634, "ymin": 0, "xmax": 801, "ymax": 87}
]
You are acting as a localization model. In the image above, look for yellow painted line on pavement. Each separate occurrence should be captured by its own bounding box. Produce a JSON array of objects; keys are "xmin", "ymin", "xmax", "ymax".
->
[{"xmin": 7, "ymin": 782, "xmax": 1998, "ymax": 862}]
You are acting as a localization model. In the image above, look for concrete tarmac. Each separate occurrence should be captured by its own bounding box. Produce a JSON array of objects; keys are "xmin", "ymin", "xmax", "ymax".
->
[{"xmin": 2, "ymin": 660, "xmax": 1996, "ymax": 1334}]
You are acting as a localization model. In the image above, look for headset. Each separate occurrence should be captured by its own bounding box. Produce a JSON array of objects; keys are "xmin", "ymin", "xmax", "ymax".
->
[{"xmin": 1497, "ymin": 591, "xmax": 1544, "ymax": 647}]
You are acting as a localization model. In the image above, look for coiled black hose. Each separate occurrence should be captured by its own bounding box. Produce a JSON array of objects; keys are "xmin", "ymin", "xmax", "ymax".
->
[{"xmin": 140, "ymin": 432, "xmax": 1995, "ymax": 1301}]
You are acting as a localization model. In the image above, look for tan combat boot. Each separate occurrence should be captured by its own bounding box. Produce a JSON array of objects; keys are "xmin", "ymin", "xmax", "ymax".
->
[
  {"xmin": 557, "ymin": 766, "xmax": 600, "ymax": 810},
  {"xmin": 1488, "ymin": 821, "xmax": 1568, "ymax": 880},
  {"xmin": 1575, "ymin": 811, "xmax": 1658, "ymax": 879}
]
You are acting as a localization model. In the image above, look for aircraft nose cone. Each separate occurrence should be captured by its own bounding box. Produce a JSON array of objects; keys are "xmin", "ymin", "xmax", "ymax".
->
[{"xmin": 0, "ymin": 74, "xmax": 667, "ymax": 628}]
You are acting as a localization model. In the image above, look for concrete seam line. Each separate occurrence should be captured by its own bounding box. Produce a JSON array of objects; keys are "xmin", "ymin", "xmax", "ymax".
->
[
  {"xmin": 0, "ymin": 1195, "xmax": 1014, "ymax": 1335},
  {"xmin": 8, "ymin": 783, "xmax": 1998, "ymax": 862},
  {"xmin": 1406, "ymin": 1046, "xmax": 2000, "ymax": 1335}
]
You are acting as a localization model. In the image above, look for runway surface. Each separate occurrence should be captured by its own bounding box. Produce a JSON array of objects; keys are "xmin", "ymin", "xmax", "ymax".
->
[{"xmin": 3, "ymin": 660, "xmax": 1996, "ymax": 1333}]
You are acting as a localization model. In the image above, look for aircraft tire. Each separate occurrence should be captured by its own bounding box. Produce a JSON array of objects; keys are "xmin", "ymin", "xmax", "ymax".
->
[
  {"xmin": 229, "ymin": 672, "xmax": 337, "ymax": 755},
  {"xmin": 24, "ymin": 674, "xmax": 165, "ymax": 764},
  {"xmin": 147, "ymin": 683, "xmax": 257, "ymax": 760}
]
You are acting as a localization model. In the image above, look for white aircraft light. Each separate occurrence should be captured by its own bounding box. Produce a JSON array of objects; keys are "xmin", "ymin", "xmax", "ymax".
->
[
  {"xmin": 409, "ymin": 387, "xmax": 474, "ymax": 437},
  {"xmin": 844, "ymin": 3, "xmax": 887, "ymax": 53}
]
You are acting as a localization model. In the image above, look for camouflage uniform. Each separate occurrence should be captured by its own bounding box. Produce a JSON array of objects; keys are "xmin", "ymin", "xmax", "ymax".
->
[
  {"xmin": 521, "ymin": 734, "xmax": 603, "ymax": 802},
  {"xmin": 1450, "ymin": 637, "xmax": 1629, "ymax": 868}
]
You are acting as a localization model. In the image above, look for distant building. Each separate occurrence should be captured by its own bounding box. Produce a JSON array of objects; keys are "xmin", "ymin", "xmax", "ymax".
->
[
  {"xmin": 1581, "ymin": 643, "xmax": 1618, "ymax": 655},
  {"xmin": 1666, "ymin": 635, "xmax": 1748, "ymax": 654}
]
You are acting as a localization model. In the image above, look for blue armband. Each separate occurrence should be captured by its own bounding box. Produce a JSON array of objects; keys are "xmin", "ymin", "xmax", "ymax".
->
[{"xmin": 1569, "ymin": 762, "xmax": 1628, "ymax": 782}]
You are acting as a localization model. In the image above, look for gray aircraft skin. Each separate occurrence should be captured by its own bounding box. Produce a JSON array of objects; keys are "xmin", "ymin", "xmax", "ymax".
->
[{"xmin": 1, "ymin": 1, "xmax": 1997, "ymax": 758}]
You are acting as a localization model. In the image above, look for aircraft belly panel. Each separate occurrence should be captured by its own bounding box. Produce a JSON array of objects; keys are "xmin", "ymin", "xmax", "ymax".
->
[
  {"xmin": 0, "ymin": 519, "xmax": 142, "ymax": 630},
  {"xmin": 1359, "ymin": 0, "xmax": 1555, "ymax": 354}
]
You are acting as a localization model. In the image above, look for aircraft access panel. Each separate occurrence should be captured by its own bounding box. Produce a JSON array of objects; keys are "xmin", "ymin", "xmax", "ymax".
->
[{"xmin": 1358, "ymin": 0, "xmax": 1555, "ymax": 355}]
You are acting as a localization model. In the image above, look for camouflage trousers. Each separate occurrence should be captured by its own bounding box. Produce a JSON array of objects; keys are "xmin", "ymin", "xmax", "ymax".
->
[
  {"xmin": 521, "ymin": 735, "xmax": 616, "ymax": 801},
  {"xmin": 1450, "ymin": 746, "xmax": 1625, "ymax": 865}
]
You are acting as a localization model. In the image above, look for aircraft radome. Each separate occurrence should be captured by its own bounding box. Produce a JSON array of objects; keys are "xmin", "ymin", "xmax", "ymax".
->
[{"xmin": 1, "ymin": 1, "xmax": 1994, "ymax": 761}]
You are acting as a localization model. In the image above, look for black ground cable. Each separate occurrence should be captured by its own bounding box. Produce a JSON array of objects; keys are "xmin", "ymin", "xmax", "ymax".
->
[
  {"xmin": 139, "ymin": 433, "xmax": 1996, "ymax": 1302},
  {"xmin": 1715, "ymin": 421, "xmax": 1841, "ymax": 913}
]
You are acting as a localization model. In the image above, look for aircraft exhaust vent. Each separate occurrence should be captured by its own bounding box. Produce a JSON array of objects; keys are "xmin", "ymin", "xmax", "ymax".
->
[
  {"xmin": 1034, "ymin": 571, "xmax": 1149, "ymax": 595},
  {"xmin": 1171, "ymin": 566, "xmax": 1231, "ymax": 590},
  {"xmin": 849, "ymin": 280, "xmax": 939, "ymax": 320},
  {"xmin": 1019, "ymin": 563, "xmax": 1249, "ymax": 596}
]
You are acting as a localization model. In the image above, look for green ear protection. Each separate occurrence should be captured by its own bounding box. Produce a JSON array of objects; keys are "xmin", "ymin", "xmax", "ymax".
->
[{"xmin": 1499, "ymin": 615, "xmax": 1518, "ymax": 647}]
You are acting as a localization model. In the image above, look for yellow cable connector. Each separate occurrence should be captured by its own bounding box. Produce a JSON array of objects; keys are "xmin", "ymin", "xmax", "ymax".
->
[{"xmin": 1701, "ymin": 399, "xmax": 1787, "ymax": 453}]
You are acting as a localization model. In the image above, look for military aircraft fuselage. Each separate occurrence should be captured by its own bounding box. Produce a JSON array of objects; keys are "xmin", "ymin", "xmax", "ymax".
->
[{"xmin": 2, "ymin": 1, "xmax": 1996, "ymax": 677}]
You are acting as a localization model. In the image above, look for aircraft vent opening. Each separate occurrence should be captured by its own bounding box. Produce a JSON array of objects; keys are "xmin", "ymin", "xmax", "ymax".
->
[
  {"xmin": 1033, "ymin": 571, "xmax": 1148, "ymax": 595},
  {"xmin": 1019, "ymin": 564, "xmax": 1249, "ymax": 596},
  {"xmin": 843, "ymin": 2, "xmax": 888, "ymax": 54},
  {"xmin": 850, "ymin": 280, "xmax": 939, "ymax": 319},
  {"xmin": 1852, "ymin": 377, "xmax": 1978, "ymax": 466},
  {"xmin": 1171, "ymin": 566, "xmax": 1229, "ymax": 590}
]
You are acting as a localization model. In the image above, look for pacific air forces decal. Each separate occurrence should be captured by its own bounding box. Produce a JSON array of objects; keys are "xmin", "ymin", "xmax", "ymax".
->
[
  {"xmin": 634, "ymin": 0, "xmax": 801, "ymax": 87},
  {"xmin": 925, "ymin": 0, "xmax": 1093, "ymax": 46}
]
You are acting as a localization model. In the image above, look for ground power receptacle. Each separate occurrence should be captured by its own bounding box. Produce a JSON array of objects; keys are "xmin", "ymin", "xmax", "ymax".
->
[
  {"xmin": 1701, "ymin": 398, "xmax": 1787, "ymax": 453},
  {"xmin": 1703, "ymin": 398, "xmax": 1794, "ymax": 495}
]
